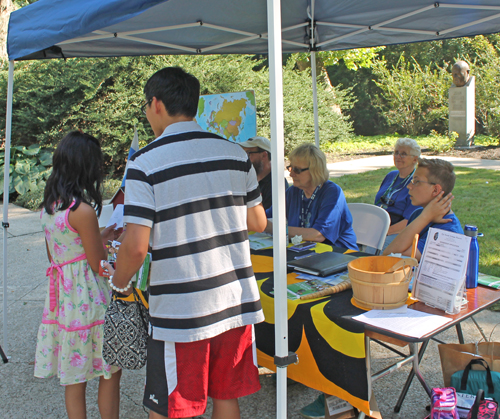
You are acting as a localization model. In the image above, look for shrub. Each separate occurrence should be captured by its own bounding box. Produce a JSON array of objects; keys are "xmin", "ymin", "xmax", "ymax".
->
[
  {"xmin": 0, "ymin": 144, "xmax": 52, "ymax": 197},
  {"xmin": 372, "ymin": 57, "xmax": 450, "ymax": 136}
]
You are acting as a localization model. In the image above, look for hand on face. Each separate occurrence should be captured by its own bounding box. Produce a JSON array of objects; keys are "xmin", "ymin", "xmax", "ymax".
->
[{"xmin": 421, "ymin": 191, "xmax": 454, "ymax": 224}]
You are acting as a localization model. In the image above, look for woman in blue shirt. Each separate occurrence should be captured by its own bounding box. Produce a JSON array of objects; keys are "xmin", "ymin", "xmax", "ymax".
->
[
  {"xmin": 265, "ymin": 143, "xmax": 357, "ymax": 250},
  {"xmin": 375, "ymin": 138, "xmax": 422, "ymax": 247}
]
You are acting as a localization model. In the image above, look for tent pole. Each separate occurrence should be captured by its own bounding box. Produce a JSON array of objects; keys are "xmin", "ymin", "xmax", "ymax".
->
[
  {"xmin": 311, "ymin": 51, "xmax": 320, "ymax": 148},
  {"xmin": 3, "ymin": 60, "xmax": 14, "ymax": 356},
  {"xmin": 267, "ymin": 0, "xmax": 288, "ymax": 417}
]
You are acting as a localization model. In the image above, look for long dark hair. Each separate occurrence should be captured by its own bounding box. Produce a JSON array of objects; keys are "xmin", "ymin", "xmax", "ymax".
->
[{"xmin": 43, "ymin": 131, "xmax": 104, "ymax": 215}]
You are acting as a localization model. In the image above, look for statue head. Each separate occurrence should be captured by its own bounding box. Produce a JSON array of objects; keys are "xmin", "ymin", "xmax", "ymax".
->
[{"xmin": 451, "ymin": 61, "xmax": 470, "ymax": 87}]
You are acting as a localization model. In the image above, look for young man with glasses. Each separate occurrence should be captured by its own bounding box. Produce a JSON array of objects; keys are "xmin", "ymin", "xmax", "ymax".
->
[
  {"xmin": 383, "ymin": 158, "xmax": 463, "ymax": 260},
  {"xmin": 238, "ymin": 136, "xmax": 288, "ymax": 210},
  {"xmin": 110, "ymin": 67, "xmax": 267, "ymax": 419}
]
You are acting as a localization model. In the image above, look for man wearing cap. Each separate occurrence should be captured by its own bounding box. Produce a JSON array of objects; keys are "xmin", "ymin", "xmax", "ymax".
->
[{"xmin": 239, "ymin": 136, "xmax": 288, "ymax": 210}]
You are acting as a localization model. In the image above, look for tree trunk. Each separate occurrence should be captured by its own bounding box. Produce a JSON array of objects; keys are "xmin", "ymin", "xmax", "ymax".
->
[{"xmin": 0, "ymin": 0, "xmax": 16, "ymax": 59}]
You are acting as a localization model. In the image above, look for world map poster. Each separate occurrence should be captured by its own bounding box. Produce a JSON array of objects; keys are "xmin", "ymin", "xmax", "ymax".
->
[{"xmin": 196, "ymin": 90, "xmax": 257, "ymax": 143}]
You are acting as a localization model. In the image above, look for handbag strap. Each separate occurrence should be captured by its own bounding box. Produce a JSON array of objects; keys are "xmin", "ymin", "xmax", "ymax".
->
[
  {"xmin": 469, "ymin": 389, "xmax": 485, "ymax": 419},
  {"xmin": 460, "ymin": 358, "xmax": 495, "ymax": 395},
  {"xmin": 131, "ymin": 288, "xmax": 149, "ymax": 332}
]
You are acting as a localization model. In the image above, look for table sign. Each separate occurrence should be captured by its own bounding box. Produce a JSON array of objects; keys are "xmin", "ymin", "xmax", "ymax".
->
[{"xmin": 412, "ymin": 227, "xmax": 470, "ymax": 314}]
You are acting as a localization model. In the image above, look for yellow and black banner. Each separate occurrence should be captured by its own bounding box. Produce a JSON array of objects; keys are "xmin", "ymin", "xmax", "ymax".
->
[{"xmin": 253, "ymin": 248, "xmax": 370, "ymax": 415}]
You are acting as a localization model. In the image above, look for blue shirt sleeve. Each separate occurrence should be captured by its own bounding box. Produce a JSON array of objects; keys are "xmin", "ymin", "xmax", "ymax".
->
[
  {"xmin": 286, "ymin": 182, "xmax": 357, "ymax": 250},
  {"xmin": 408, "ymin": 209, "xmax": 464, "ymax": 254}
]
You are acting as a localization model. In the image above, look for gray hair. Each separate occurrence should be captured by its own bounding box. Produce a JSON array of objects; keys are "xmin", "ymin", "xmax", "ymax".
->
[{"xmin": 394, "ymin": 138, "xmax": 421, "ymax": 157}]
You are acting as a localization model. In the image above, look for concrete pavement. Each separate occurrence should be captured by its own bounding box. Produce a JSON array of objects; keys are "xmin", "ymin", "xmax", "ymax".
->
[{"xmin": 1, "ymin": 156, "xmax": 499, "ymax": 419}]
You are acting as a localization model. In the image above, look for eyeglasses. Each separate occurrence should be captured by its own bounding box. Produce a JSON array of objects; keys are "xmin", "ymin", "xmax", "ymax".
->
[
  {"xmin": 393, "ymin": 151, "xmax": 413, "ymax": 158},
  {"xmin": 287, "ymin": 165, "xmax": 309, "ymax": 174},
  {"xmin": 246, "ymin": 150, "xmax": 264, "ymax": 156},
  {"xmin": 141, "ymin": 99, "xmax": 153, "ymax": 115},
  {"xmin": 410, "ymin": 179, "xmax": 436, "ymax": 186}
]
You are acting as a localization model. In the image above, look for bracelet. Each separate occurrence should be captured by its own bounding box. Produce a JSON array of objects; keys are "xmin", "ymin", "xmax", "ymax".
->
[{"xmin": 108, "ymin": 275, "xmax": 133, "ymax": 293}]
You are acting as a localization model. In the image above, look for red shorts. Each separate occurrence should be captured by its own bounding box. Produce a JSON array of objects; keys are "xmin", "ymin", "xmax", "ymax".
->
[{"xmin": 143, "ymin": 325, "xmax": 261, "ymax": 418}]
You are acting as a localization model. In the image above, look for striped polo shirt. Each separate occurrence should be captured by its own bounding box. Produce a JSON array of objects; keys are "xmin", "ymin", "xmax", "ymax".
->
[{"xmin": 123, "ymin": 121, "xmax": 264, "ymax": 342}]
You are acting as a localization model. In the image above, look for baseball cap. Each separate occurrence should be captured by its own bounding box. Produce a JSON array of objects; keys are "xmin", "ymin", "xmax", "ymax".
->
[{"xmin": 238, "ymin": 136, "xmax": 271, "ymax": 153}]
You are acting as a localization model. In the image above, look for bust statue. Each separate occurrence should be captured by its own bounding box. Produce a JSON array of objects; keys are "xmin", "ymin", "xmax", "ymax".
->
[{"xmin": 451, "ymin": 61, "xmax": 470, "ymax": 87}]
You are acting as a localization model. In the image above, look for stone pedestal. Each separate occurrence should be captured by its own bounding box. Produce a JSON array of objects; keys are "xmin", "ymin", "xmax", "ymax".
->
[{"xmin": 449, "ymin": 76, "xmax": 475, "ymax": 147}]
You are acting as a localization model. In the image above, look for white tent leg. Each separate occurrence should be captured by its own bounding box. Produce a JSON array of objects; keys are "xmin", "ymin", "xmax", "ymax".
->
[
  {"xmin": 311, "ymin": 51, "xmax": 320, "ymax": 148},
  {"xmin": 3, "ymin": 60, "xmax": 14, "ymax": 355},
  {"xmin": 267, "ymin": 0, "xmax": 288, "ymax": 418}
]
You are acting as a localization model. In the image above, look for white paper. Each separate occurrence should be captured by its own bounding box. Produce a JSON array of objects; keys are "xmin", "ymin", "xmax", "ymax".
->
[
  {"xmin": 106, "ymin": 204, "xmax": 124, "ymax": 229},
  {"xmin": 353, "ymin": 306, "xmax": 452, "ymax": 338},
  {"xmin": 249, "ymin": 232, "xmax": 274, "ymax": 250},
  {"xmin": 413, "ymin": 228, "xmax": 470, "ymax": 314}
]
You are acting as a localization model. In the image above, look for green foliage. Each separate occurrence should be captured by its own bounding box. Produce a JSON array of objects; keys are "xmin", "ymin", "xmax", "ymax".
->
[
  {"xmin": 426, "ymin": 130, "xmax": 457, "ymax": 153},
  {"xmin": 14, "ymin": 177, "xmax": 126, "ymax": 211},
  {"xmin": 280, "ymin": 58, "xmax": 354, "ymax": 154},
  {"xmin": 334, "ymin": 167, "xmax": 500, "ymax": 277},
  {"xmin": 372, "ymin": 57, "xmax": 450, "ymax": 136},
  {"xmin": 0, "ymin": 144, "xmax": 52, "ymax": 196},
  {"xmin": 0, "ymin": 54, "xmax": 354, "ymax": 169},
  {"xmin": 13, "ymin": 187, "xmax": 43, "ymax": 211},
  {"xmin": 328, "ymin": 62, "xmax": 387, "ymax": 136}
]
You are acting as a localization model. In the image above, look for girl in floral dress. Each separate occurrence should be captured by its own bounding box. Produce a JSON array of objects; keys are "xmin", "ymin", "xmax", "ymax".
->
[{"xmin": 34, "ymin": 131, "xmax": 122, "ymax": 419}]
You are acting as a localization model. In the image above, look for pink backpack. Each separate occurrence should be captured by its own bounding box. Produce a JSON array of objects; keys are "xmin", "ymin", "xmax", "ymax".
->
[{"xmin": 425, "ymin": 387, "xmax": 460, "ymax": 419}]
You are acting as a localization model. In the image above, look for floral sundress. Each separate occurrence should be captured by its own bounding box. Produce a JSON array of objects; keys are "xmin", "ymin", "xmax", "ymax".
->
[{"xmin": 34, "ymin": 203, "xmax": 119, "ymax": 385}]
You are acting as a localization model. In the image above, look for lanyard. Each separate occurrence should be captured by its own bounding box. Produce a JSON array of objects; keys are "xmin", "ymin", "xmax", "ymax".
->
[
  {"xmin": 300, "ymin": 185, "xmax": 321, "ymax": 228},
  {"xmin": 376, "ymin": 168, "xmax": 415, "ymax": 208}
]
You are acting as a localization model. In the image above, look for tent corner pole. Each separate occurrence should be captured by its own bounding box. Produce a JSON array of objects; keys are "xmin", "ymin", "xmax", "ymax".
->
[
  {"xmin": 267, "ymin": 0, "xmax": 288, "ymax": 417},
  {"xmin": 3, "ymin": 60, "xmax": 14, "ymax": 356},
  {"xmin": 311, "ymin": 51, "xmax": 320, "ymax": 148}
]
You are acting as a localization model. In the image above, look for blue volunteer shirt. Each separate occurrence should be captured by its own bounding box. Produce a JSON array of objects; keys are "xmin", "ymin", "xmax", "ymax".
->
[
  {"xmin": 408, "ymin": 208, "xmax": 464, "ymax": 254},
  {"xmin": 375, "ymin": 170, "xmax": 421, "ymax": 222},
  {"xmin": 266, "ymin": 180, "xmax": 358, "ymax": 250}
]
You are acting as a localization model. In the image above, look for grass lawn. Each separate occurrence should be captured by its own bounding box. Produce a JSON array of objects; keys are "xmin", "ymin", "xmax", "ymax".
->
[
  {"xmin": 325, "ymin": 134, "xmax": 499, "ymax": 155},
  {"xmin": 333, "ymin": 166, "xmax": 500, "ymax": 278}
]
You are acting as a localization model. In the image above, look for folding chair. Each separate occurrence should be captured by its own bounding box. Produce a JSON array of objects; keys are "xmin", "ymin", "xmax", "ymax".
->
[{"xmin": 347, "ymin": 203, "xmax": 390, "ymax": 255}]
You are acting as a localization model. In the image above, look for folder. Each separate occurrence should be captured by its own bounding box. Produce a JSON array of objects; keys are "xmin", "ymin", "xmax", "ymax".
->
[{"xmin": 287, "ymin": 252, "xmax": 358, "ymax": 277}]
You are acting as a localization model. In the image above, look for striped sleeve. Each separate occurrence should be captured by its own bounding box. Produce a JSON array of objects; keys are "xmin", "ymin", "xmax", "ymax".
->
[
  {"xmin": 123, "ymin": 162, "xmax": 155, "ymax": 228},
  {"xmin": 246, "ymin": 162, "xmax": 262, "ymax": 208}
]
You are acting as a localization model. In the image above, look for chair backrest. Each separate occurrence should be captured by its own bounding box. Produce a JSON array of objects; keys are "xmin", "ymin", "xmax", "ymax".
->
[{"xmin": 347, "ymin": 203, "xmax": 390, "ymax": 255}]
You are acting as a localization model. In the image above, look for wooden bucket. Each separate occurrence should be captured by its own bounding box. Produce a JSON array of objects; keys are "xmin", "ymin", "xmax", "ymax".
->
[{"xmin": 348, "ymin": 256, "xmax": 418, "ymax": 310}]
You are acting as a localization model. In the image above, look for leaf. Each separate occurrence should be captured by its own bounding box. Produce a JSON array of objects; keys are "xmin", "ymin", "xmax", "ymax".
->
[
  {"xmin": 13, "ymin": 175, "xmax": 28, "ymax": 195},
  {"xmin": 15, "ymin": 161, "xmax": 31, "ymax": 175},
  {"xmin": 22, "ymin": 144, "xmax": 40, "ymax": 156},
  {"xmin": 39, "ymin": 151, "xmax": 53, "ymax": 166}
]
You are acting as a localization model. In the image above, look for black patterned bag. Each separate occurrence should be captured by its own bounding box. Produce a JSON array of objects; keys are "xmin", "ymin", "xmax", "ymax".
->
[{"xmin": 103, "ymin": 288, "xmax": 149, "ymax": 370}]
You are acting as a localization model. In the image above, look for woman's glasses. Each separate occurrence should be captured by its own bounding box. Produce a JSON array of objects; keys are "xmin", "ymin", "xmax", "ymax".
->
[
  {"xmin": 287, "ymin": 165, "xmax": 309, "ymax": 174},
  {"xmin": 393, "ymin": 150, "xmax": 413, "ymax": 158}
]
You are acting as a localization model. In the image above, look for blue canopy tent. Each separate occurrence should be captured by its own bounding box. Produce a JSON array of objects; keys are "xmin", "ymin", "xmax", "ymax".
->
[{"xmin": 4, "ymin": 1, "xmax": 500, "ymax": 417}]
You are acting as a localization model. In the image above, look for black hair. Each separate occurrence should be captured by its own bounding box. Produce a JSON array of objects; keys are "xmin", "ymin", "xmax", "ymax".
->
[
  {"xmin": 43, "ymin": 131, "xmax": 104, "ymax": 216},
  {"xmin": 143, "ymin": 67, "xmax": 200, "ymax": 118}
]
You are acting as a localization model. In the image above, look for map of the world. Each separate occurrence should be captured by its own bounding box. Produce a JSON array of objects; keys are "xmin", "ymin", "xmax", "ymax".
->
[{"xmin": 196, "ymin": 90, "xmax": 257, "ymax": 143}]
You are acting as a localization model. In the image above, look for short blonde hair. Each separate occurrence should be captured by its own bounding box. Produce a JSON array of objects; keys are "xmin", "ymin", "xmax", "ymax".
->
[{"xmin": 289, "ymin": 143, "xmax": 329, "ymax": 186}]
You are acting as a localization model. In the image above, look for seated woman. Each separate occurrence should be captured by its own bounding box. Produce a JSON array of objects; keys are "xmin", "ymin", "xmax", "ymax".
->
[
  {"xmin": 375, "ymin": 138, "xmax": 422, "ymax": 248},
  {"xmin": 265, "ymin": 143, "xmax": 357, "ymax": 250}
]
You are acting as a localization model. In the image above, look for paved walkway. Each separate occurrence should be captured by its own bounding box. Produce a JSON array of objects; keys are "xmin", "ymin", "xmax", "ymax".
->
[{"xmin": 1, "ymin": 156, "xmax": 499, "ymax": 418}]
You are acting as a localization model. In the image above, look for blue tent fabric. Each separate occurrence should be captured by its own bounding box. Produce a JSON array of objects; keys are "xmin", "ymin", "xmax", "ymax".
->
[
  {"xmin": 7, "ymin": 0, "xmax": 500, "ymax": 61},
  {"xmin": 7, "ymin": 0, "xmax": 168, "ymax": 61}
]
